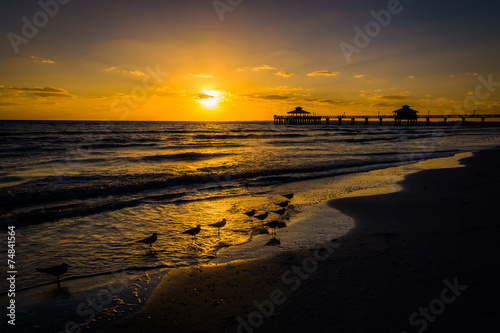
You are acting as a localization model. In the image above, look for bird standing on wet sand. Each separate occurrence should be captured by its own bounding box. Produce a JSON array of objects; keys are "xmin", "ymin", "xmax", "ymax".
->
[
  {"xmin": 36, "ymin": 263, "xmax": 70, "ymax": 285},
  {"xmin": 183, "ymin": 225, "xmax": 201, "ymax": 238},
  {"xmin": 254, "ymin": 212, "xmax": 269, "ymax": 221},
  {"xmin": 275, "ymin": 200, "xmax": 290, "ymax": 208},
  {"xmin": 137, "ymin": 233, "xmax": 158, "ymax": 247},
  {"xmin": 243, "ymin": 209, "xmax": 256, "ymax": 217},
  {"xmin": 264, "ymin": 220, "xmax": 280, "ymax": 236},
  {"xmin": 282, "ymin": 193, "xmax": 294, "ymax": 200},
  {"xmin": 272, "ymin": 208, "xmax": 286, "ymax": 220},
  {"xmin": 209, "ymin": 219, "xmax": 227, "ymax": 238}
]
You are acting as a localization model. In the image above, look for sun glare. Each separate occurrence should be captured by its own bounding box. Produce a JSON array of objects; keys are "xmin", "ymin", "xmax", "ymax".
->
[{"xmin": 197, "ymin": 89, "xmax": 224, "ymax": 110}]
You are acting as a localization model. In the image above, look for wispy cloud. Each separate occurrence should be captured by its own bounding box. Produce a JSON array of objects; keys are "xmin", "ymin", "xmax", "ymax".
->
[
  {"xmin": 5, "ymin": 86, "xmax": 72, "ymax": 98},
  {"xmin": 373, "ymin": 95, "xmax": 412, "ymax": 100},
  {"xmin": 190, "ymin": 73, "xmax": 213, "ymax": 78},
  {"xmin": 275, "ymin": 71, "xmax": 294, "ymax": 78},
  {"xmin": 239, "ymin": 64, "xmax": 277, "ymax": 72},
  {"xmin": 354, "ymin": 74, "xmax": 366, "ymax": 79},
  {"xmin": 197, "ymin": 93, "xmax": 214, "ymax": 99},
  {"xmin": 30, "ymin": 56, "xmax": 56, "ymax": 64},
  {"xmin": 307, "ymin": 71, "xmax": 340, "ymax": 77},
  {"xmin": 252, "ymin": 64, "xmax": 276, "ymax": 71},
  {"xmin": 408, "ymin": 76, "xmax": 416, "ymax": 79},
  {"xmin": 244, "ymin": 94, "xmax": 290, "ymax": 100},
  {"xmin": 268, "ymin": 86, "xmax": 304, "ymax": 91},
  {"xmin": 103, "ymin": 67, "xmax": 146, "ymax": 76},
  {"xmin": 319, "ymin": 99, "xmax": 342, "ymax": 104},
  {"xmin": 449, "ymin": 72, "xmax": 479, "ymax": 79},
  {"xmin": 371, "ymin": 102, "xmax": 399, "ymax": 108}
]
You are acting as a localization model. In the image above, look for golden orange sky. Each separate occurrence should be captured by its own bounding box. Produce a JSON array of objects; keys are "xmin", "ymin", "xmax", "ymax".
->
[{"xmin": 1, "ymin": 1, "xmax": 499, "ymax": 121}]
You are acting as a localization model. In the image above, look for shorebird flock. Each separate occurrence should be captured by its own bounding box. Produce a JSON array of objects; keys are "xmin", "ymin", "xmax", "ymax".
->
[{"xmin": 35, "ymin": 193, "xmax": 294, "ymax": 285}]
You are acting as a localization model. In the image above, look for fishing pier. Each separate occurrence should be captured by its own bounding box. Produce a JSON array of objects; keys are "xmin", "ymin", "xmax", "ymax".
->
[{"xmin": 274, "ymin": 106, "xmax": 500, "ymax": 126}]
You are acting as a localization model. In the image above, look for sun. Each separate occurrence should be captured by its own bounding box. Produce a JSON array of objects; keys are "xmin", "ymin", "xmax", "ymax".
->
[{"xmin": 197, "ymin": 89, "xmax": 224, "ymax": 109}]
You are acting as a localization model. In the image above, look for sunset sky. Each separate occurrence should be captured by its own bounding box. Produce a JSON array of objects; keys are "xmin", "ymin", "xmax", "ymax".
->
[{"xmin": 1, "ymin": 0, "xmax": 499, "ymax": 121}]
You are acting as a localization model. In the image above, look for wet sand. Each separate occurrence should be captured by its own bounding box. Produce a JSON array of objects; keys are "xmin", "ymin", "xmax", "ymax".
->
[{"xmin": 98, "ymin": 148, "xmax": 500, "ymax": 333}]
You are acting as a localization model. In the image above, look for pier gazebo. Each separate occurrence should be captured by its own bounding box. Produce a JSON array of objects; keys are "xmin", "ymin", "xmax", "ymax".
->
[
  {"xmin": 274, "ymin": 106, "xmax": 322, "ymax": 125},
  {"xmin": 393, "ymin": 105, "xmax": 419, "ymax": 125},
  {"xmin": 287, "ymin": 106, "xmax": 310, "ymax": 116}
]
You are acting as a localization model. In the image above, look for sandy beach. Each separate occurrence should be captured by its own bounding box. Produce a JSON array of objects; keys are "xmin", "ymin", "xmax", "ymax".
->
[{"xmin": 96, "ymin": 147, "xmax": 500, "ymax": 333}]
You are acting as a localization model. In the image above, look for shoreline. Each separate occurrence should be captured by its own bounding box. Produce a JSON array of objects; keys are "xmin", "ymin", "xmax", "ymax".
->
[{"xmin": 97, "ymin": 147, "xmax": 500, "ymax": 333}]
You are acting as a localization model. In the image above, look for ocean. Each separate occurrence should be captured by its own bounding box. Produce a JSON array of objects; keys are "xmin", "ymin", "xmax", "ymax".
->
[
  {"xmin": 2, "ymin": 120, "xmax": 500, "ymax": 331},
  {"xmin": 1, "ymin": 120, "xmax": 500, "ymax": 294}
]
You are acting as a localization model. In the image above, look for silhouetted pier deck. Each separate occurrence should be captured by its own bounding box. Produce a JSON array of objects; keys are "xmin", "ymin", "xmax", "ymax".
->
[{"xmin": 274, "ymin": 114, "xmax": 500, "ymax": 126}]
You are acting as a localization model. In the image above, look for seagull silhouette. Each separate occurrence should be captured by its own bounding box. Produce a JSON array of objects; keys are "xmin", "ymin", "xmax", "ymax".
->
[
  {"xmin": 282, "ymin": 193, "xmax": 294, "ymax": 200},
  {"xmin": 275, "ymin": 200, "xmax": 290, "ymax": 208},
  {"xmin": 264, "ymin": 220, "xmax": 280, "ymax": 236},
  {"xmin": 36, "ymin": 263, "xmax": 70, "ymax": 284},
  {"xmin": 243, "ymin": 209, "xmax": 256, "ymax": 217},
  {"xmin": 137, "ymin": 233, "xmax": 158, "ymax": 247},
  {"xmin": 209, "ymin": 219, "xmax": 227, "ymax": 238},
  {"xmin": 272, "ymin": 208, "xmax": 286, "ymax": 220},
  {"xmin": 254, "ymin": 212, "xmax": 269, "ymax": 221},
  {"xmin": 183, "ymin": 225, "xmax": 201, "ymax": 238}
]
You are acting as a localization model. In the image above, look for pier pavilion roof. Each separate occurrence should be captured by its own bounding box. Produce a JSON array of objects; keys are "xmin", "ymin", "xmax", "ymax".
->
[
  {"xmin": 287, "ymin": 107, "xmax": 310, "ymax": 115},
  {"xmin": 393, "ymin": 105, "xmax": 419, "ymax": 115}
]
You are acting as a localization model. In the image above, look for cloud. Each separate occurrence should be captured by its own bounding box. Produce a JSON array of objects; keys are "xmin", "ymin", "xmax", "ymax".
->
[
  {"xmin": 35, "ymin": 92, "xmax": 73, "ymax": 98},
  {"xmin": 239, "ymin": 64, "xmax": 277, "ymax": 72},
  {"xmin": 319, "ymin": 99, "xmax": 342, "ymax": 104},
  {"xmin": 129, "ymin": 70, "xmax": 146, "ymax": 76},
  {"xmin": 307, "ymin": 71, "xmax": 340, "ymax": 77},
  {"xmin": 197, "ymin": 93, "xmax": 214, "ymax": 99},
  {"xmin": 449, "ymin": 72, "xmax": 479, "ymax": 79},
  {"xmin": 373, "ymin": 95, "xmax": 412, "ymax": 100},
  {"xmin": 5, "ymin": 86, "xmax": 73, "ymax": 98},
  {"xmin": 275, "ymin": 71, "xmax": 294, "ymax": 78},
  {"xmin": 354, "ymin": 74, "xmax": 367, "ymax": 79},
  {"xmin": 190, "ymin": 73, "xmax": 213, "ymax": 78},
  {"xmin": 408, "ymin": 76, "xmax": 416, "ymax": 79},
  {"xmin": 371, "ymin": 102, "xmax": 399, "ymax": 108},
  {"xmin": 7, "ymin": 86, "xmax": 66, "ymax": 93},
  {"xmin": 437, "ymin": 97, "xmax": 452, "ymax": 103},
  {"xmin": 30, "ymin": 56, "xmax": 56, "ymax": 64},
  {"xmin": 268, "ymin": 86, "xmax": 304, "ymax": 91},
  {"xmin": 252, "ymin": 64, "xmax": 276, "ymax": 71},
  {"xmin": 103, "ymin": 67, "xmax": 145, "ymax": 76},
  {"xmin": 245, "ymin": 94, "xmax": 290, "ymax": 100}
]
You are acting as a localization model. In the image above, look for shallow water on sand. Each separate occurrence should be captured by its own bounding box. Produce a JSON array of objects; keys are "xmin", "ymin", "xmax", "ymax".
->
[{"xmin": 0, "ymin": 150, "xmax": 485, "ymax": 333}]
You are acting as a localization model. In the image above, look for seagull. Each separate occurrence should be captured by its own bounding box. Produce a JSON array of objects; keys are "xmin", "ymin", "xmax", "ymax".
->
[
  {"xmin": 208, "ymin": 219, "xmax": 227, "ymax": 238},
  {"xmin": 137, "ymin": 233, "xmax": 158, "ymax": 248},
  {"xmin": 282, "ymin": 193, "xmax": 294, "ymax": 200},
  {"xmin": 254, "ymin": 212, "xmax": 269, "ymax": 221},
  {"xmin": 264, "ymin": 220, "xmax": 280, "ymax": 236},
  {"xmin": 36, "ymin": 263, "xmax": 70, "ymax": 284},
  {"xmin": 272, "ymin": 208, "xmax": 286, "ymax": 220},
  {"xmin": 183, "ymin": 225, "xmax": 201, "ymax": 238},
  {"xmin": 275, "ymin": 200, "xmax": 290, "ymax": 208},
  {"xmin": 243, "ymin": 209, "xmax": 256, "ymax": 217}
]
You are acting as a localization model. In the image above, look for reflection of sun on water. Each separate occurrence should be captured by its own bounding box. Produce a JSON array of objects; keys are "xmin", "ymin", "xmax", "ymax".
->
[{"xmin": 197, "ymin": 89, "xmax": 224, "ymax": 109}]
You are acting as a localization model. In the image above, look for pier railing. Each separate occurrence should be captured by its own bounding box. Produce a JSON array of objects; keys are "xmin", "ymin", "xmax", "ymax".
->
[{"xmin": 273, "ymin": 114, "xmax": 500, "ymax": 126}]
